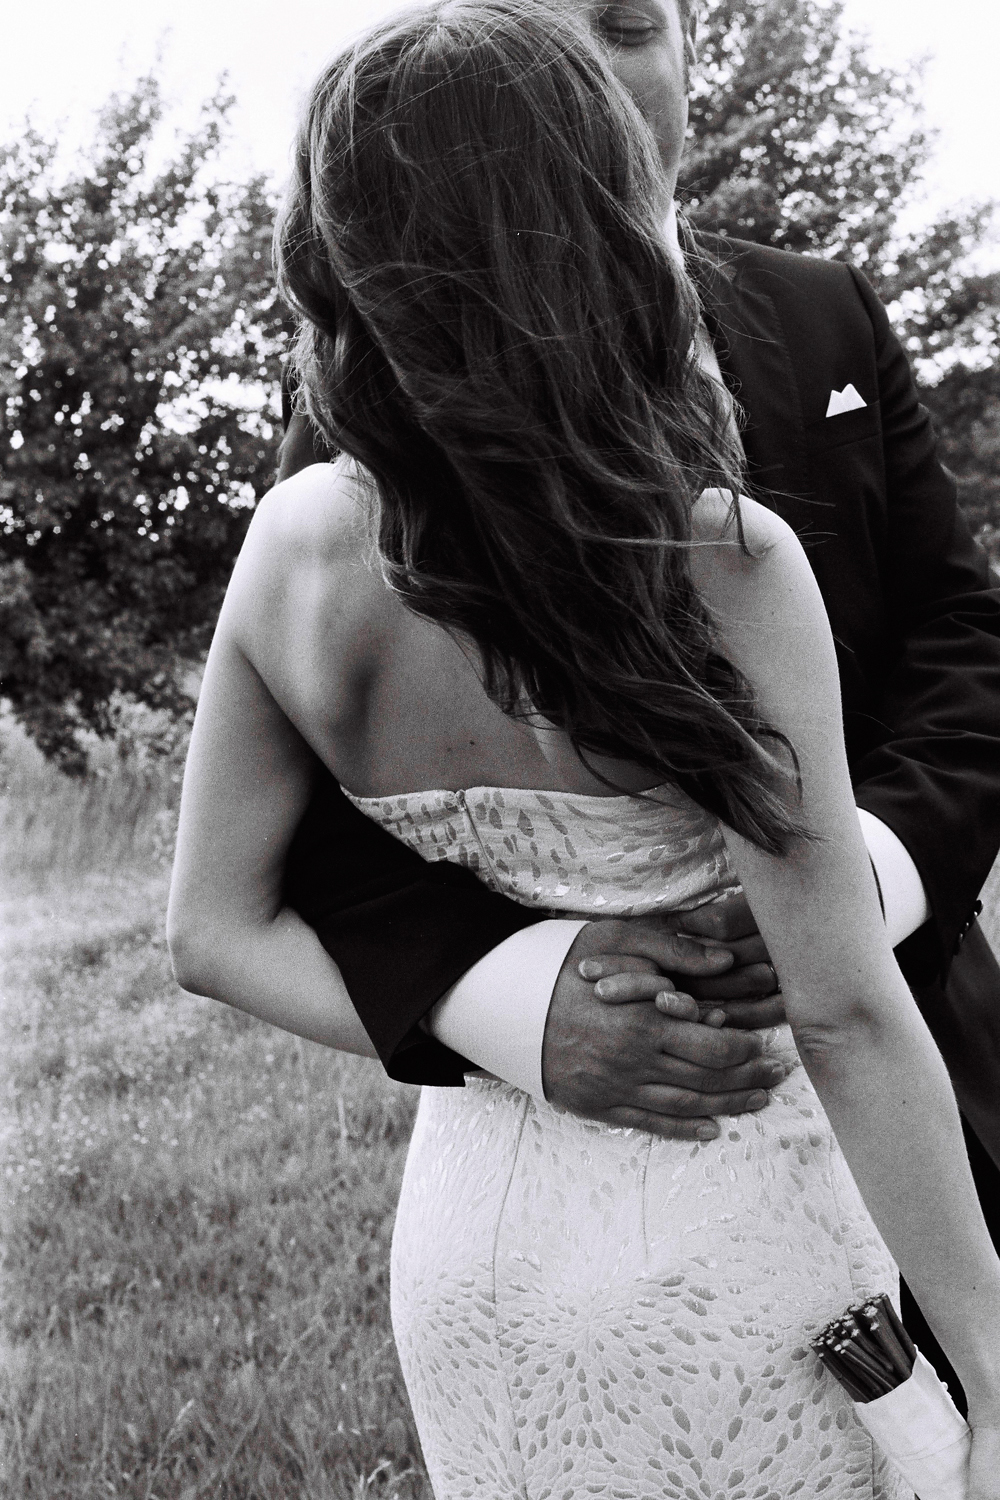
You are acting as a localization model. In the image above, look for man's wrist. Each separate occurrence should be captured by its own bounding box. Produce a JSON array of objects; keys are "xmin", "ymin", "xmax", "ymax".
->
[{"xmin": 426, "ymin": 919, "xmax": 587, "ymax": 1098}]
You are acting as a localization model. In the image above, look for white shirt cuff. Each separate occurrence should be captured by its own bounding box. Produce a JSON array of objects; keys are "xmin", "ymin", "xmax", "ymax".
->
[
  {"xmin": 857, "ymin": 809, "xmax": 931, "ymax": 948},
  {"xmin": 425, "ymin": 919, "xmax": 588, "ymax": 1100}
]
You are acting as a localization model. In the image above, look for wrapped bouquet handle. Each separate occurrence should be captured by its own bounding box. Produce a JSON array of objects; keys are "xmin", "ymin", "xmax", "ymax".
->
[
  {"xmin": 813, "ymin": 1295, "xmax": 972, "ymax": 1500},
  {"xmin": 856, "ymin": 1349, "xmax": 972, "ymax": 1500}
]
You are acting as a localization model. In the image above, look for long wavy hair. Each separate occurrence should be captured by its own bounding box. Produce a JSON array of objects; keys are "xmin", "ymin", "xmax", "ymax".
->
[{"xmin": 276, "ymin": 0, "xmax": 802, "ymax": 853}]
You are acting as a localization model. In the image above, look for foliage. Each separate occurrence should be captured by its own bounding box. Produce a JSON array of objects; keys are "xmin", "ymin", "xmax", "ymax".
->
[
  {"xmin": 0, "ymin": 77, "xmax": 289, "ymax": 769},
  {"xmin": 0, "ymin": 717, "xmax": 429, "ymax": 1496},
  {"xmin": 922, "ymin": 360, "xmax": 1000, "ymax": 565},
  {"xmin": 682, "ymin": 0, "xmax": 931, "ymax": 261},
  {"xmin": 682, "ymin": 0, "xmax": 1000, "ymax": 544}
]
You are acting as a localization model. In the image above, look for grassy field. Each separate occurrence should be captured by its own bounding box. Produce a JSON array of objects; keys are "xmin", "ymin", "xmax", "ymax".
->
[{"xmin": 0, "ymin": 713, "xmax": 431, "ymax": 1499}]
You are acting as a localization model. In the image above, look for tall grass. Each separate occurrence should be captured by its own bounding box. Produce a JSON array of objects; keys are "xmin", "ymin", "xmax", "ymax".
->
[
  {"xmin": 1, "ymin": 706, "xmax": 431, "ymax": 1499},
  {"xmin": 0, "ymin": 705, "xmax": 183, "ymax": 890}
]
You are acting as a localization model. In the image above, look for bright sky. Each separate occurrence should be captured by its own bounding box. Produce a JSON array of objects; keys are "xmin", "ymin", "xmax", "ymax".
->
[{"xmin": 2, "ymin": 0, "xmax": 998, "ymax": 224}]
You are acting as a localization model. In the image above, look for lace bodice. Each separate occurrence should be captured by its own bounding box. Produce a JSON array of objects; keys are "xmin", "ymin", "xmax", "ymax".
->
[{"xmin": 342, "ymin": 781, "xmax": 740, "ymax": 917}]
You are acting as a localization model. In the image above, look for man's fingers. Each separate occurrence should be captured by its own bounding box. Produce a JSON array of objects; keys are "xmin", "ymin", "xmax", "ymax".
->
[
  {"xmin": 594, "ymin": 1086, "xmax": 779, "ymax": 1133},
  {"xmin": 716, "ymin": 995, "xmax": 788, "ymax": 1029},
  {"xmin": 593, "ymin": 977, "xmax": 719, "ymax": 1028},
  {"xmin": 686, "ymin": 961, "xmax": 779, "ymax": 1003},
  {"xmin": 544, "ymin": 927, "xmax": 781, "ymax": 1134},
  {"xmin": 600, "ymin": 1108, "xmax": 721, "ymax": 1142},
  {"xmin": 635, "ymin": 1083, "xmax": 774, "ymax": 1118},
  {"xmin": 652, "ymin": 1014, "xmax": 764, "ymax": 1069},
  {"xmin": 646, "ymin": 1052, "xmax": 787, "ymax": 1094},
  {"xmin": 709, "ymin": 934, "xmax": 769, "ymax": 968},
  {"xmin": 583, "ymin": 999, "xmax": 765, "ymax": 1066},
  {"xmin": 592, "ymin": 972, "xmax": 680, "ymax": 1005},
  {"xmin": 658, "ymin": 991, "xmax": 703, "ymax": 1022},
  {"xmin": 675, "ymin": 891, "xmax": 758, "ymax": 942},
  {"xmin": 579, "ymin": 933, "xmax": 733, "ymax": 979},
  {"xmin": 579, "ymin": 955, "xmax": 661, "ymax": 982},
  {"xmin": 654, "ymin": 933, "xmax": 734, "ymax": 975}
]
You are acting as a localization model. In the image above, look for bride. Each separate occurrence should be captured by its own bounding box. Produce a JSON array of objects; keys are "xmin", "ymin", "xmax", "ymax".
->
[{"xmin": 167, "ymin": 1, "xmax": 1000, "ymax": 1494}]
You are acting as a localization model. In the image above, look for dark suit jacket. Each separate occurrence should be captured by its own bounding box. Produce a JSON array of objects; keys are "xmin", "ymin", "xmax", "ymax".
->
[{"xmin": 285, "ymin": 231, "xmax": 1000, "ymax": 1096}]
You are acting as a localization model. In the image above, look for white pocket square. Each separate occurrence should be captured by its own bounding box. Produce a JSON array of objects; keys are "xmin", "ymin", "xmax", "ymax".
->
[{"xmin": 826, "ymin": 383, "xmax": 867, "ymax": 417}]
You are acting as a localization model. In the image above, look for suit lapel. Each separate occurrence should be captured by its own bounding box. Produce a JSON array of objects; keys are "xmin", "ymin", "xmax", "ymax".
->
[{"xmin": 691, "ymin": 238, "xmax": 818, "ymax": 534}]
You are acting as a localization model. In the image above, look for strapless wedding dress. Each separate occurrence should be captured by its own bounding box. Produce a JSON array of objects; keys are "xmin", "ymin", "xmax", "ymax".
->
[{"xmin": 344, "ymin": 783, "xmax": 910, "ymax": 1500}]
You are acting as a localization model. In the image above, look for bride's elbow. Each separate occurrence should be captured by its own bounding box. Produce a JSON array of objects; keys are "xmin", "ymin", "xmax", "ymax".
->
[
  {"xmin": 166, "ymin": 908, "xmax": 222, "ymax": 997},
  {"xmin": 167, "ymin": 935, "xmax": 211, "ymax": 997}
]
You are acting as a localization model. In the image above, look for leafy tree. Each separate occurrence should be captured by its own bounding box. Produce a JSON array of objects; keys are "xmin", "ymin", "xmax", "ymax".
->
[
  {"xmin": 683, "ymin": 0, "xmax": 931, "ymax": 260},
  {"xmin": 0, "ymin": 77, "xmax": 288, "ymax": 769},
  {"xmin": 923, "ymin": 362, "xmax": 1000, "ymax": 562},
  {"xmin": 681, "ymin": 0, "xmax": 1000, "ymax": 554}
]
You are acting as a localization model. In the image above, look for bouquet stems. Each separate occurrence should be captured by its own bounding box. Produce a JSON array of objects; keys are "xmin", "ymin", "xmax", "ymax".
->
[{"xmin": 813, "ymin": 1294, "xmax": 971, "ymax": 1500}]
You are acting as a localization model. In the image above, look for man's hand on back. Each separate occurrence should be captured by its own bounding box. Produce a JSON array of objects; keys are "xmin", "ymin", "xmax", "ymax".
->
[
  {"xmin": 592, "ymin": 892, "xmax": 787, "ymax": 1031},
  {"xmin": 672, "ymin": 891, "xmax": 786, "ymax": 1028},
  {"xmin": 541, "ymin": 898, "xmax": 790, "ymax": 1140}
]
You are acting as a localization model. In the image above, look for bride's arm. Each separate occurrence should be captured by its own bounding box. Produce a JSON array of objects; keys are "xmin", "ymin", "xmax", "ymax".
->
[
  {"xmin": 697, "ymin": 498, "xmax": 1000, "ymax": 1421},
  {"xmin": 166, "ymin": 490, "xmax": 376, "ymax": 1058}
]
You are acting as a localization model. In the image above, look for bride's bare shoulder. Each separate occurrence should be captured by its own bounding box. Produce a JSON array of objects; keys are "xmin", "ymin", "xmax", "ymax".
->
[
  {"xmin": 224, "ymin": 455, "xmax": 391, "ymax": 658},
  {"xmin": 689, "ymin": 489, "xmax": 833, "ymax": 710},
  {"xmin": 238, "ymin": 456, "xmax": 384, "ymax": 601},
  {"xmin": 689, "ymin": 489, "xmax": 801, "ymax": 610},
  {"xmin": 691, "ymin": 488, "xmax": 794, "ymax": 558},
  {"xmin": 247, "ymin": 455, "xmax": 374, "ymax": 567}
]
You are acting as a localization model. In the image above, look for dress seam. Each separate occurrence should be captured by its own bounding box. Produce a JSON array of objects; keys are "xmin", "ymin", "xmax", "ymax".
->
[
  {"xmin": 458, "ymin": 790, "xmax": 506, "ymax": 895},
  {"xmin": 488, "ymin": 1089, "xmax": 533, "ymax": 1499},
  {"xmin": 639, "ymin": 1132, "xmax": 653, "ymax": 1267}
]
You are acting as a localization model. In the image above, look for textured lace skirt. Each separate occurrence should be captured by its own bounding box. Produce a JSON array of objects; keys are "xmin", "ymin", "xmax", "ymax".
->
[{"xmin": 390, "ymin": 1033, "xmax": 911, "ymax": 1500}]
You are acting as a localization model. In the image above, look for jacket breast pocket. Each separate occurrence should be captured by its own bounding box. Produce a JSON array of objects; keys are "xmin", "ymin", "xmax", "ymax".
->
[{"xmin": 806, "ymin": 404, "xmax": 880, "ymax": 453}]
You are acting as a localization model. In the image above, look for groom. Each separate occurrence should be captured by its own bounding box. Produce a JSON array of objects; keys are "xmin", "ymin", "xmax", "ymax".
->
[{"xmin": 279, "ymin": 0, "xmax": 1000, "ymax": 1398}]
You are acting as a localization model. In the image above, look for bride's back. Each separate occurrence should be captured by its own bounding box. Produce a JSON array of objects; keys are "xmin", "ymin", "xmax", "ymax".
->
[
  {"xmin": 233, "ymin": 454, "xmax": 676, "ymax": 800},
  {"xmin": 233, "ymin": 456, "xmax": 781, "ymax": 807}
]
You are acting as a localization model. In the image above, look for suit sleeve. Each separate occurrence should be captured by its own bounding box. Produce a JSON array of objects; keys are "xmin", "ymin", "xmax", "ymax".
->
[
  {"xmin": 282, "ymin": 763, "xmax": 545, "ymax": 1086},
  {"xmin": 847, "ymin": 267, "xmax": 1000, "ymax": 979}
]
